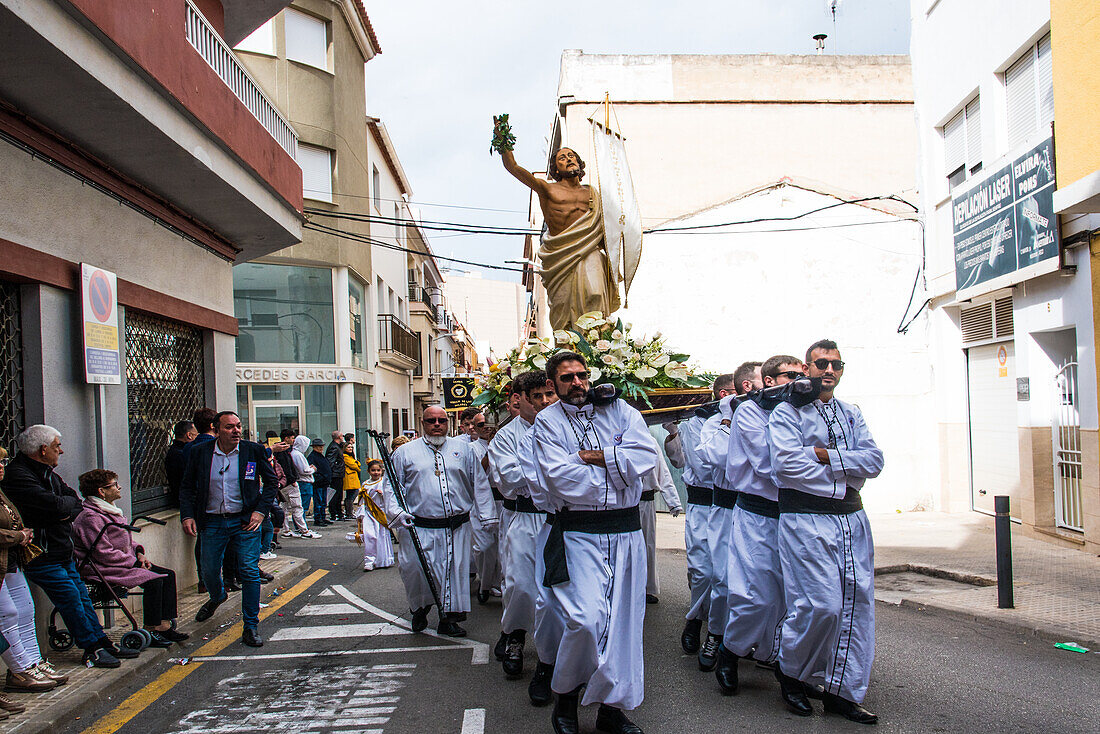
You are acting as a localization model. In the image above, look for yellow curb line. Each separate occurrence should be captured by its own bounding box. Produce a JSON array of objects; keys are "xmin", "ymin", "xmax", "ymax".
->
[{"xmin": 80, "ymin": 569, "xmax": 328, "ymax": 734}]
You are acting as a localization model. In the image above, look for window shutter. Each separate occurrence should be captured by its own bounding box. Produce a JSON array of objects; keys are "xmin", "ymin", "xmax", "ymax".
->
[
  {"xmin": 993, "ymin": 296, "xmax": 1014, "ymax": 339},
  {"xmin": 965, "ymin": 96, "xmax": 981, "ymax": 168},
  {"xmin": 1006, "ymin": 47, "xmax": 1036, "ymax": 149},
  {"xmin": 1036, "ymin": 33, "xmax": 1054, "ymax": 130},
  {"xmin": 944, "ymin": 110, "xmax": 966, "ymax": 176},
  {"xmin": 961, "ymin": 302, "xmax": 994, "ymax": 345},
  {"xmin": 298, "ymin": 144, "xmax": 332, "ymax": 203},
  {"xmin": 285, "ymin": 10, "xmax": 328, "ymax": 71}
]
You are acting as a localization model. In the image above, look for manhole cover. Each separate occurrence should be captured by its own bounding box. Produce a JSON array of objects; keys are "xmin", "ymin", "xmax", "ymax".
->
[{"xmin": 874, "ymin": 571, "xmax": 981, "ymax": 605}]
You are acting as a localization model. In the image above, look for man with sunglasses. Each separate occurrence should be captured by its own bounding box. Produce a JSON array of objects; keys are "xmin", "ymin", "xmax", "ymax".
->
[
  {"xmin": 715, "ymin": 355, "xmax": 805, "ymax": 698},
  {"xmin": 528, "ymin": 351, "xmax": 657, "ymax": 734},
  {"xmin": 696, "ymin": 362, "xmax": 761, "ymax": 673},
  {"xmin": 385, "ymin": 405, "xmax": 497, "ymax": 637},
  {"xmin": 768, "ymin": 339, "xmax": 884, "ymax": 725}
]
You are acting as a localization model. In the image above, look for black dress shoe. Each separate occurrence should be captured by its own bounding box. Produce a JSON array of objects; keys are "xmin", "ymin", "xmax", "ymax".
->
[
  {"xmin": 776, "ymin": 670, "xmax": 813, "ymax": 717},
  {"xmin": 494, "ymin": 632, "xmax": 509, "ymax": 661},
  {"xmin": 241, "ymin": 628, "xmax": 263, "ymax": 647},
  {"xmin": 595, "ymin": 704, "xmax": 643, "ymax": 733},
  {"xmin": 715, "ymin": 645, "xmax": 739, "ymax": 695},
  {"xmin": 804, "ymin": 682, "xmax": 825, "ymax": 700},
  {"xmin": 224, "ymin": 580, "xmax": 243, "ymax": 592},
  {"xmin": 698, "ymin": 633, "xmax": 721, "ymax": 671},
  {"xmin": 477, "ymin": 589, "xmax": 491, "ymax": 604},
  {"xmin": 551, "ymin": 691, "xmax": 580, "ymax": 734},
  {"xmin": 823, "ymin": 692, "xmax": 878, "ymax": 725},
  {"xmin": 437, "ymin": 616, "xmax": 467, "ymax": 638},
  {"xmin": 146, "ymin": 630, "xmax": 173, "ymax": 649},
  {"xmin": 680, "ymin": 619, "xmax": 702, "ymax": 654},
  {"xmin": 259, "ymin": 570, "xmax": 274, "ymax": 582},
  {"xmin": 410, "ymin": 606, "xmax": 431, "ymax": 633},
  {"xmin": 528, "ymin": 662, "xmax": 553, "ymax": 706},
  {"xmin": 502, "ymin": 639, "xmax": 524, "ymax": 678},
  {"xmin": 195, "ymin": 594, "xmax": 228, "ymax": 622},
  {"xmin": 645, "ymin": 594, "xmax": 659, "ymax": 605}
]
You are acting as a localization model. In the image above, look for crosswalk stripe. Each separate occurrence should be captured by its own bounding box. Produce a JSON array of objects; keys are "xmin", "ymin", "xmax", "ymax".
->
[
  {"xmin": 269, "ymin": 622, "xmax": 407, "ymax": 641},
  {"xmin": 296, "ymin": 603, "xmax": 363, "ymax": 616}
]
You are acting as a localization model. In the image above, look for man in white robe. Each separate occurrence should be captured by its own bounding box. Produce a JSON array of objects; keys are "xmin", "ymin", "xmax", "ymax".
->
[
  {"xmin": 530, "ymin": 351, "xmax": 657, "ymax": 734},
  {"xmin": 696, "ymin": 364, "xmax": 761, "ymax": 672},
  {"xmin": 639, "ymin": 436, "xmax": 682, "ymax": 604},
  {"xmin": 385, "ymin": 405, "xmax": 498, "ymax": 637},
  {"xmin": 663, "ymin": 397, "xmax": 719, "ymax": 655},
  {"xmin": 488, "ymin": 369, "xmax": 558, "ymax": 702},
  {"xmin": 715, "ymin": 355, "xmax": 805, "ymax": 696},
  {"xmin": 769, "ymin": 340, "xmax": 883, "ymax": 724}
]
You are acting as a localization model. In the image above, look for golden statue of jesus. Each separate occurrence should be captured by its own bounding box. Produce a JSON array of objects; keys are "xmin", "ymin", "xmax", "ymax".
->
[{"xmin": 499, "ymin": 142, "xmax": 620, "ymax": 330}]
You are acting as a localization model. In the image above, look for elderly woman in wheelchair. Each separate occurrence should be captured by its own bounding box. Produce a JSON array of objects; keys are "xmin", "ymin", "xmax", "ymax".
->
[{"xmin": 71, "ymin": 470, "xmax": 189, "ymax": 650}]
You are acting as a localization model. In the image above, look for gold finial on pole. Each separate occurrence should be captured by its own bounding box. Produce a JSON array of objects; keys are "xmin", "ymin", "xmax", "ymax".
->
[{"xmin": 604, "ymin": 92, "xmax": 610, "ymax": 130}]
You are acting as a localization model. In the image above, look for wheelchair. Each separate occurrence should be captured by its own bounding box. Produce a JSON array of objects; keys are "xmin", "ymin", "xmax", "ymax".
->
[{"xmin": 48, "ymin": 515, "xmax": 168, "ymax": 654}]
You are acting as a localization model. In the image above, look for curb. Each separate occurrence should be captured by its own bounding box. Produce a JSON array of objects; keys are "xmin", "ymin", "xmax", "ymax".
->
[
  {"xmin": 896, "ymin": 597, "xmax": 1100, "ymax": 652},
  {"xmin": 8, "ymin": 557, "xmax": 312, "ymax": 734}
]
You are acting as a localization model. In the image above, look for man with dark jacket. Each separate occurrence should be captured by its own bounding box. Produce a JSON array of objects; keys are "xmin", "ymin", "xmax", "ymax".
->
[
  {"xmin": 2, "ymin": 425, "xmax": 135, "ymax": 668},
  {"xmin": 164, "ymin": 419, "xmax": 196, "ymax": 507},
  {"xmin": 307, "ymin": 438, "xmax": 333, "ymax": 526},
  {"xmin": 181, "ymin": 408, "xmax": 235, "ymax": 592},
  {"xmin": 180, "ymin": 411, "xmax": 279, "ymax": 647},
  {"xmin": 325, "ymin": 431, "xmax": 346, "ymax": 521}
]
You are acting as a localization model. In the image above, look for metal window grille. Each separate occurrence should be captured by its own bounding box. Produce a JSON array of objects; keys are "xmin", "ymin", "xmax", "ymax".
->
[
  {"xmin": 0, "ymin": 282, "xmax": 24, "ymax": 455},
  {"xmin": 1053, "ymin": 360, "xmax": 1083, "ymax": 532},
  {"xmin": 125, "ymin": 311, "xmax": 205, "ymax": 514}
]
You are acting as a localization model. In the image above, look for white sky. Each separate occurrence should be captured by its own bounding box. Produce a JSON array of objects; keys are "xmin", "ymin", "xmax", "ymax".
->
[{"xmin": 363, "ymin": 0, "xmax": 912, "ymax": 282}]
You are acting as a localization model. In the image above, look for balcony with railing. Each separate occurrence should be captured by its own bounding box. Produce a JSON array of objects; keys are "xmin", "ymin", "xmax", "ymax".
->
[
  {"xmin": 185, "ymin": 1, "xmax": 298, "ymax": 158},
  {"xmin": 378, "ymin": 314, "xmax": 420, "ymax": 370}
]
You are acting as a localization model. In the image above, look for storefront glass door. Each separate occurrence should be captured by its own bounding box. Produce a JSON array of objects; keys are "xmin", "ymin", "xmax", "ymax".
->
[{"xmin": 252, "ymin": 402, "xmax": 303, "ymax": 444}]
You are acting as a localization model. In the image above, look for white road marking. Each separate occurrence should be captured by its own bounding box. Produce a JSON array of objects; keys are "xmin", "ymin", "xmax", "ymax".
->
[
  {"xmin": 332, "ymin": 584, "xmax": 491, "ymax": 664},
  {"xmin": 167, "ymin": 663, "xmax": 412, "ymax": 733},
  {"xmin": 190, "ymin": 645, "xmax": 464, "ymax": 662},
  {"xmin": 269, "ymin": 622, "xmax": 407, "ymax": 641},
  {"xmin": 296, "ymin": 602, "xmax": 363, "ymax": 616},
  {"xmin": 318, "ymin": 588, "xmax": 335, "ymax": 596},
  {"xmin": 461, "ymin": 708, "xmax": 486, "ymax": 733}
]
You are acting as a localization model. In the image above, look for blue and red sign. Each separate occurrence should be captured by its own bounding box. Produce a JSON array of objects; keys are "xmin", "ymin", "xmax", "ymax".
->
[{"xmin": 81, "ymin": 264, "xmax": 121, "ymax": 385}]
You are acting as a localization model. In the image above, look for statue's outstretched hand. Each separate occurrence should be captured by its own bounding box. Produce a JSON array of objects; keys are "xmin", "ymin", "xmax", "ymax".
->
[{"xmin": 490, "ymin": 114, "xmax": 516, "ymax": 154}]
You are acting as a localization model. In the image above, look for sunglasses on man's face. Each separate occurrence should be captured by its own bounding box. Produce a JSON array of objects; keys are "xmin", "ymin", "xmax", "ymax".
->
[
  {"xmin": 772, "ymin": 370, "xmax": 804, "ymax": 380},
  {"xmin": 813, "ymin": 359, "xmax": 845, "ymax": 371},
  {"xmin": 559, "ymin": 371, "xmax": 589, "ymax": 383},
  {"xmin": 423, "ymin": 418, "xmax": 448, "ymax": 425}
]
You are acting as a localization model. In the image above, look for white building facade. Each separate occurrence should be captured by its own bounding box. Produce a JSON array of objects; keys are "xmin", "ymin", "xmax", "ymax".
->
[{"xmin": 911, "ymin": 0, "xmax": 1097, "ymax": 544}]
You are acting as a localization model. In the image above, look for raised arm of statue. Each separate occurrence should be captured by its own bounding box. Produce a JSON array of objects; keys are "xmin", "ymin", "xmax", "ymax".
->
[{"xmin": 492, "ymin": 114, "xmax": 547, "ymax": 196}]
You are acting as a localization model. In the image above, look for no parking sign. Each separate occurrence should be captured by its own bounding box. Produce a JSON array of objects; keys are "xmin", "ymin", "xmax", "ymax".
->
[{"xmin": 81, "ymin": 264, "xmax": 121, "ymax": 384}]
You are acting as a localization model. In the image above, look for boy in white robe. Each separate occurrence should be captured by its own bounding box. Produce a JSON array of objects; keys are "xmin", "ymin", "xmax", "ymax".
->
[
  {"xmin": 384, "ymin": 406, "xmax": 497, "ymax": 637},
  {"xmin": 529, "ymin": 352, "xmax": 657, "ymax": 734},
  {"xmin": 487, "ymin": 370, "xmax": 557, "ymax": 703},
  {"xmin": 769, "ymin": 340, "xmax": 883, "ymax": 724}
]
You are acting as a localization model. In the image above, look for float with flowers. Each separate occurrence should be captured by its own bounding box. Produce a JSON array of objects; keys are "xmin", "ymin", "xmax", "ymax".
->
[{"xmin": 473, "ymin": 311, "xmax": 713, "ymax": 424}]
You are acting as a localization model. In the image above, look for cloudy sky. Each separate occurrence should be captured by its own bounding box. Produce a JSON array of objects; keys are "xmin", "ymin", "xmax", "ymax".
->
[{"xmin": 363, "ymin": 0, "xmax": 911, "ymax": 282}]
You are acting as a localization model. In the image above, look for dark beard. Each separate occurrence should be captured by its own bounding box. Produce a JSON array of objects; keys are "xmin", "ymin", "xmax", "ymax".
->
[{"xmin": 556, "ymin": 168, "xmax": 582, "ymax": 180}]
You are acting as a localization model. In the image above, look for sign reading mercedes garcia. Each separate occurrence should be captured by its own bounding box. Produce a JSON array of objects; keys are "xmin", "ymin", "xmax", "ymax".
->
[
  {"xmin": 953, "ymin": 133, "xmax": 1060, "ymax": 300},
  {"xmin": 442, "ymin": 377, "xmax": 476, "ymax": 410}
]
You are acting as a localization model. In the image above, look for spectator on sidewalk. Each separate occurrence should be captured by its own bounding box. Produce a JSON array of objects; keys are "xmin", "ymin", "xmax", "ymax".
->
[
  {"xmin": 307, "ymin": 439, "xmax": 332, "ymax": 527},
  {"xmin": 391, "ymin": 435, "xmax": 410, "ymax": 452},
  {"xmin": 163, "ymin": 420, "xmax": 196, "ymax": 507},
  {"xmin": 258, "ymin": 448, "xmax": 286, "ymax": 565},
  {"xmin": 325, "ymin": 431, "xmax": 346, "ymax": 521},
  {"xmin": 1, "ymin": 426, "xmax": 134, "ymax": 668},
  {"xmin": 342, "ymin": 443, "xmax": 362, "ymax": 521},
  {"xmin": 180, "ymin": 411, "xmax": 278, "ymax": 648},
  {"xmin": 182, "ymin": 408, "xmax": 235, "ymax": 594},
  {"xmin": 72, "ymin": 469, "xmax": 189, "ymax": 648},
  {"xmin": 0, "ymin": 446, "xmax": 66, "ymax": 699},
  {"xmin": 283, "ymin": 433, "xmax": 319, "ymax": 539}
]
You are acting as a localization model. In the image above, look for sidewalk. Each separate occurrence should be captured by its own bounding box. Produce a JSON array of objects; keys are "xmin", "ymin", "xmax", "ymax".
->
[
  {"xmin": 0, "ymin": 554, "xmax": 312, "ymax": 734},
  {"xmin": 656, "ymin": 510, "xmax": 1100, "ymax": 649}
]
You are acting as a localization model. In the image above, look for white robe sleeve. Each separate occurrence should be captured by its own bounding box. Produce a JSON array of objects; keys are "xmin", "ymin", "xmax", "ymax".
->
[
  {"xmin": 654, "ymin": 454, "xmax": 681, "ymax": 511},
  {"xmin": 602, "ymin": 405, "xmax": 660, "ymax": 494},
  {"xmin": 664, "ymin": 429, "xmax": 685, "ymax": 469},
  {"xmin": 828, "ymin": 404, "xmax": 884, "ymax": 483},
  {"xmin": 488, "ymin": 426, "xmax": 525, "ymax": 500},
  {"xmin": 467, "ymin": 443, "xmax": 498, "ymax": 524},
  {"xmin": 769, "ymin": 403, "xmax": 841, "ymax": 499},
  {"xmin": 735, "ymin": 403, "xmax": 773, "ymax": 478}
]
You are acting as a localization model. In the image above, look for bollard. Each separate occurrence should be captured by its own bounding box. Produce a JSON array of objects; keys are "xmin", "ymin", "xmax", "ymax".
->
[{"xmin": 994, "ymin": 495, "xmax": 1014, "ymax": 609}]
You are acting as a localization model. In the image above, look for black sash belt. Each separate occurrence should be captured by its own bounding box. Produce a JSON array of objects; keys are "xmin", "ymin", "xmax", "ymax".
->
[
  {"xmin": 640, "ymin": 489, "xmax": 656, "ymax": 502},
  {"xmin": 502, "ymin": 495, "xmax": 541, "ymax": 513},
  {"xmin": 778, "ymin": 488, "xmax": 863, "ymax": 515},
  {"xmin": 542, "ymin": 506, "xmax": 641, "ymax": 587},
  {"xmin": 491, "ymin": 486, "xmax": 505, "ymax": 503},
  {"xmin": 713, "ymin": 487, "xmax": 739, "ymax": 510},
  {"xmin": 736, "ymin": 492, "xmax": 780, "ymax": 519},
  {"xmin": 686, "ymin": 485, "xmax": 712, "ymax": 506},
  {"xmin": 412, "ymin": 511, "xmax": 470, "ymax": 530}
]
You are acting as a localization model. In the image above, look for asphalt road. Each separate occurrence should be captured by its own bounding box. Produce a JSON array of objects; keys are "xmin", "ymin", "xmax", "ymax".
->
[{"xmin": 68, "ymin": 526, "xmax": 1100, "ymax": 734}]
